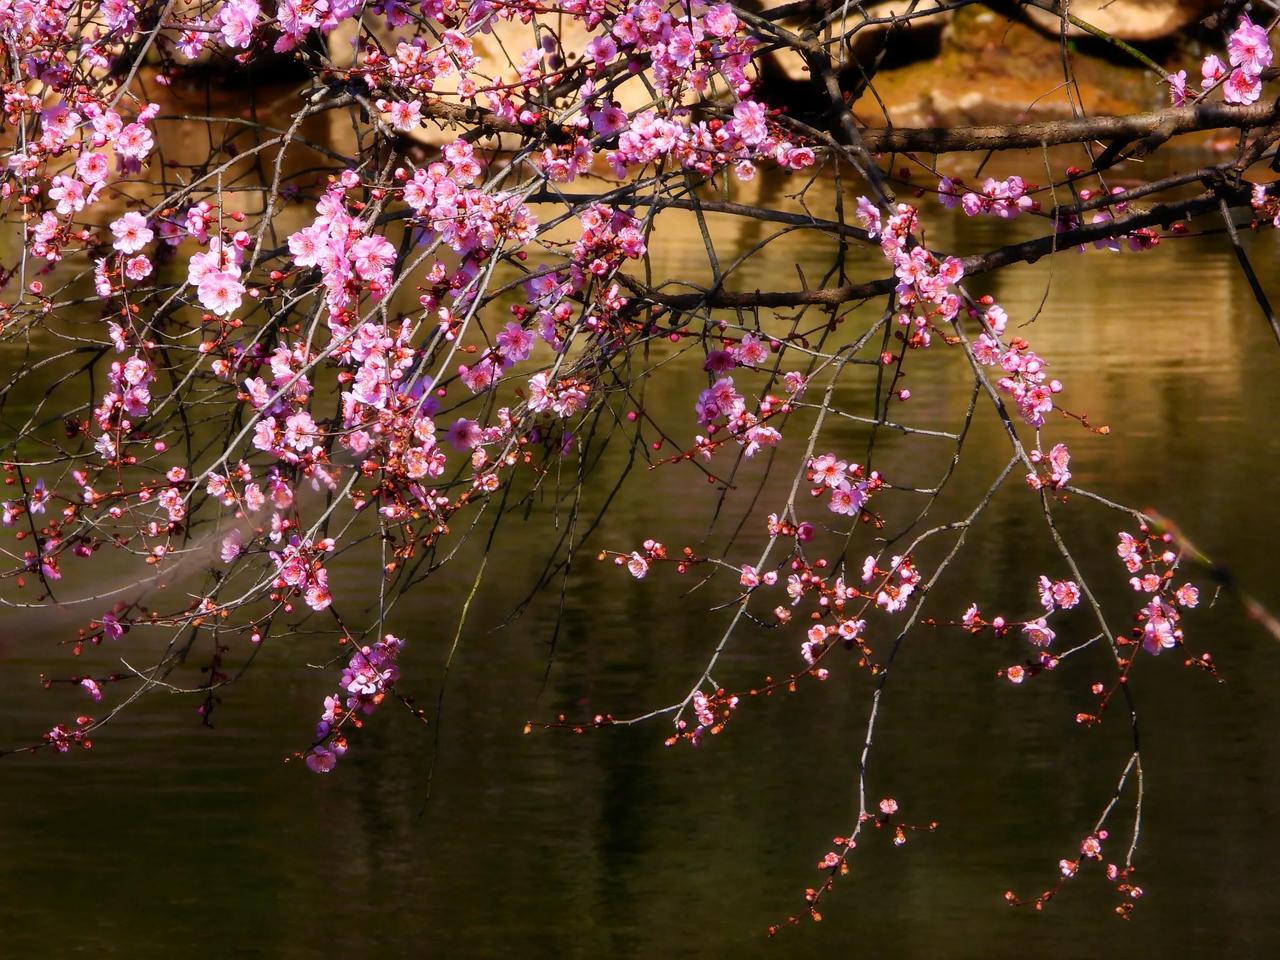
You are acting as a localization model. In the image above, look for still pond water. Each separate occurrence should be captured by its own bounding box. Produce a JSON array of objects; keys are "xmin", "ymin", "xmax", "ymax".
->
[{"xmin": 1, "ymin": 98, "xmax": 1279, "ymax": 959}]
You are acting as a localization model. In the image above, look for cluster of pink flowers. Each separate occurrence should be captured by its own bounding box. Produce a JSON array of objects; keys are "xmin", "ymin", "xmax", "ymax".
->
[
  {"xmin": 1117, "ymin": 530, "xmax": 1199, "ymax": 656},
  {"xmin": 621, "ymin": 539, "xmax": 668, "ymax": 580},
  {"xmin": 808, "ymin": 454, "xmax": 882, "ymax": 517},
  {"xmin": 960, "ymin": 575, "xmax": 1081, "ymax": 682},
  {"xmin": 801, "ymin": 615, "xmax": 865, "ymax": 667},
  {"xmin": 693, "ymin": 377, "xmax": 783, "ymax": 458},
  {"xmin": 683, "ymin": 687, "xmax": 739, "ymax": 745},
  {"xmin": 601, "ymin": 103, "xmax": 816, "ymax": 181},
  {"xmin": 287, "ymin": 172, "xmax": 400, "ymax": 324},
  {"xmin": 1027, "ymin": 443, "xmax": 1072, "ymax": 490},
  {"xmin": 1038, "ymin": 576, "xmax": 1082, "ymax": 614},
  {"xmin": 938, "ymin": 175, "xmax": 1039, "ymax": 219},
  {"xmin": 973, "ymin": 332, "xmax": 1063, "ymax": 428},
  {"xmin": 270, "ymin": 537, "xmax": 336, "ymax": 613},
  {"xmin": 570, "ymin": 205, "xmax": 648, "ymax": 283},
  {"xmin": 89, "ymin": 354, "xmax": 155, "ymax": 464},
  {"xmin": 399, "ymin": 144, "xmax": 538, "ymax": 267},
  {"xmin": 1167, "ymin": 16, "xmax": 1272, "ymax": 106},
  {"xmin": 44, "ymin": 719, "xmax": 93, "ymax": 754},
  {"xmin": 305, "ymin": 633, "xmax": 406, "ymax": 772},
  {"xmin": 856, "ymin": 199, "xmax": 964, "ymax": 349},
  {"xmin": 862, "ymin": 554, "xmax": 921, "ymax": 615}
]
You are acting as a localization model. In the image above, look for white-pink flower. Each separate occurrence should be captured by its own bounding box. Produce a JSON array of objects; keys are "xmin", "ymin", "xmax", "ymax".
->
[
  {"xmin": 198, "ymin": 270, "xmax": 246, "ymax": 317},
  {"xmin": 110, "ymin": 212, "xmax": 153, "ymax": 254}
]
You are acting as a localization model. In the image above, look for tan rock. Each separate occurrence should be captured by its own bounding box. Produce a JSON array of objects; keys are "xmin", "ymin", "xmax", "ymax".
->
[
  {"xmin": 1021, "ymin": 0, "xmax": 1216, "ymax": 42},
  {"xmin": 325, "ymin": 17, "xmax": 666, "ymax": 149}
]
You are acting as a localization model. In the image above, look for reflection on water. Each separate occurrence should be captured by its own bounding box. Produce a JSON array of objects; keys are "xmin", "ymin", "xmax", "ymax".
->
[{"xmin": 2, "ymin": 79, "xmax": 1280, "ymax": 959}]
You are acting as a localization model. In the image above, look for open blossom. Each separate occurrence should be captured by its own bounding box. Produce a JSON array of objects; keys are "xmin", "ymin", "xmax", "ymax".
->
[
  {"xmin": 305, "ymin": 747, "xmax": 337, "ymax": 773},
  {"xmin": 221, "ymin": 529, "xmax": 243, "ymax": 563},
  {"xmin": 1224, "ymin": 68, "xmax": 1262, "ymax": 105},
  {"xmin": 732, "ymin": 333, "xmax": 769, "ymax": 367},
  {"xmin": 219, "ymin": 0, "xmax": 259, "ymax": 48},
  {"xmin": 731, "ymin": 100, "xmax": 767, "ymax": 145},
  {"xmin": 627, "ymin": 552, "xmax": 649, "ymax": 579},
  {"xmin": 1141, "ymin": 599, "xmax": 1181, "ymax": 654},
  {"xmin": 102, "ymin": 612, "xmax": 124, "ymax": 641},
  {"xmin": 810, "ymin": 453, "xmax": 847, "ymax": 488},
  {"xmin": 115, "ymin": 122, "xmax": 154, "ymax": 162},
  {"xmin": 76, "ymin": 151, "xmax": 110, "ymax": 184},
  {"xmin": 110, "ymin": 212, "xmax": 153, "ymax": 254},
  {"xmin": 198, "ymin": 271, "xmax": 246, "ymax": 316},
  {"xmin": 1038, "ymin": 576, "xmax": 1080, "ymax": 612},
  {"xmin": 1047, "ymin": 443, "xmax": 1071, "ymax": 488},
  {"xmin": 1116, "ymin": 532, "xmax": 1143, "ymax": 573},
  {"xmin": 1022, "ymin": 618, "xmax": 1055, "ymax": 647},
  {"xmin": 1228, "ymin": 17, "xmax": 1272, "ymax": 75},
  {"xmin": 496, "ymin": 322, "xmax": 534, "ymax": 362},
  {"xmin": 384, "ymin": 99, "xmax": 422, "ymax": 132},
  {"xmin": 829, "ymin": 479, "xmax": 868, "ymax": 516},
  {"xmin": 124, "ymin": 255, "xmax": 152, "ymax": 280}
]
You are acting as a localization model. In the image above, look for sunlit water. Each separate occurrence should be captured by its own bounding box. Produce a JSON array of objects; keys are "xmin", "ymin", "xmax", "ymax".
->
[{"xmin": 2, "ymin": 83, "xmax": 1279, "ymax": 959}]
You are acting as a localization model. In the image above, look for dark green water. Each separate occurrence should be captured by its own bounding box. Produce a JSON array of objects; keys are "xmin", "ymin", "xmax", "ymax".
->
[{"xmin": 2, "ymin": 141, "xmax": 1279, "ymax": 959}]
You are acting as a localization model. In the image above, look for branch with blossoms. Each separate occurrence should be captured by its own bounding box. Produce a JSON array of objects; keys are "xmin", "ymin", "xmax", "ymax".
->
[{"xmin": 2, "ymin": 0, "xmax": 1280, "ymax": 934}]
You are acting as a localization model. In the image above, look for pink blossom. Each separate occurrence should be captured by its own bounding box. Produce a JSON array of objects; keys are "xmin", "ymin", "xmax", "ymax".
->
[
  {"xmin": 732, "ymin": 333, "xmax": 770, "ymax": 367},
  {"xmin": 1224, "ymin": 68, "xmax": 1262, "ymax": 105},
  {"xmin": 1022, "ymin": 618, "xmax": 1055, "ymax": 647},
  {"xmin": 76, "ymin": 151, "xmax": 110, "ymax": 184},
  {"xmin": 110, "ymin": 212, "xmax": 153, "ymax": 254},
  {"xmin": 1116, "ymin": 532, "xmax": 1143, "ymax": 573},
  {"xmin": 704, "ymin": 4, "xmax": 739, "ymax": 38},
  {"xmin": 124, "ymin": 255, "xmax": 152, "ymax": 280},
  {"xmin": 731, "ymin": 100, "xmax": 767, "ymax": 145},
  {"xmin": 1228, "ymin": 17, "xmax": 1272, "ymax": 74},
  {"xmin": 219, "ymin": 0, "xmax": 259, "ymax": 49},
  {"xmin": 198, "ymin": 271, "xmax": 246, "ymax": 317},
  {"xmin": 221, "ymin": 529, "xmax": 243, "ymax": 562},
  {"xmin": 829, "ymin": 479, "xmax": 867, "ymax": 516},
  {"xmin": 1201, "ymin": 54, "xmax": 1227, "ymax": 89},
  {"xmin": 1175, "ymin": 583, "xmax": 1200, "ymax": 608},
  {"xmin": 385, "ymin": 99, "xmax": 422, "ymax": 132},
  {"xmin": 445, "ymin": 418, "xmax": 481, "ymax": 450},
  {"xmin": 627, "ymin": 552, "xmax": 649, "ymax": 579}
]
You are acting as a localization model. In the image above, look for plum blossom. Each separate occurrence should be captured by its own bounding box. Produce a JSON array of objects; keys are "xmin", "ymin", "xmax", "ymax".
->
[
  {"xmin": 627, "ymin": 552, "xmax": 649, "ymax": 579},
  {"xmin": 110, "ymin": 212, "xmax": 153, "ymax": 254},
  {"xmin": 1022, "ymin": 618, "xmax": 1055, "ymax": 647},
  {"xmin": 1228, "ymin": 17, "xmax": 1272, "ymax": 75},
  {"xmin": 198, "ymin": 271, "xmax": 246, "ymax": 317}
]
